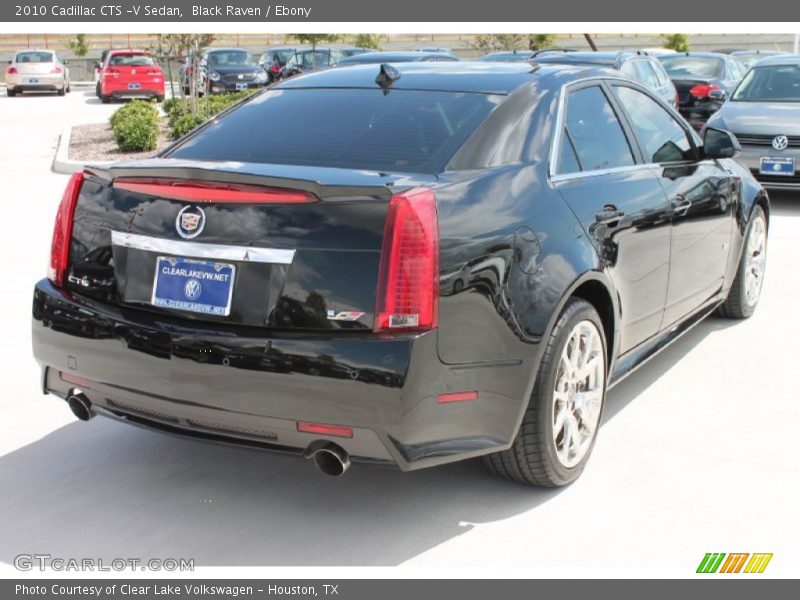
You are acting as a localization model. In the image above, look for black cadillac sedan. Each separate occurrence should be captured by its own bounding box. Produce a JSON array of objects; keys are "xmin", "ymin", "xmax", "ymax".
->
[{"xmin": 33, "ymin": 62, "xmax": 768, "ymax": 487}]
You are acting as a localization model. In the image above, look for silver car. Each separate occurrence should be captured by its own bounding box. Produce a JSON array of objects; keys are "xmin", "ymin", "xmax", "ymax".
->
[
  {"xmin": 5, "ymin": 49, "xmax": 70, "ymax": 97},
  {"xmin": 706, "ymin": 55, "xmax": 800, "ymax": 190}
]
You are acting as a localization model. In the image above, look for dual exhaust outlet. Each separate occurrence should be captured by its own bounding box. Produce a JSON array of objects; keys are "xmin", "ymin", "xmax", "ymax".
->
[{"xmin": 66, "ymin": 392, "xmax": 350, "ymax": 477}]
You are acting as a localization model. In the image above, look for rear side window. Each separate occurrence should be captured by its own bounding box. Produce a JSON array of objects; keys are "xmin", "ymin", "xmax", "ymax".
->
[
  {"xmin": 650, "ymin": 60, "xmax": 670, "ymax": 87},
  {"xmin": 660, "ymin": 56, "xmax": 723, "ymax": 79},
  {"xmin": 633, "ymin": 61, "xmax": 658, "ymax": 89},
  {"xmin": 560, "ymin": 85, "xmax": 634, "ymax": 173},
  {"xmin": 15, "ymin": 51, "xmax": 53, "ymax": 63},
  {"xmin": 168, "ymin": 89, "xmax": 502, "ymax": 174}
]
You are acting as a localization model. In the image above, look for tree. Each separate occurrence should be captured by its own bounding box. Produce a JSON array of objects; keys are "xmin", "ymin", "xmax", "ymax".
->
[
  {"xmin": 663, "ymin": 34, "xmax": 690, "ymax": 52},
  {"xmin": 527, "ymin": 34, "xmax": 557, "ymax": 51},
  {"xmin": 293, "ymin": 34, "xmax": 340, "ymax": 68},
  {"xmin": 469, "ymin": 34, "xmax": 525, "ymax": 53},
  {"xmin": 353, "ymin": 34, "xmax": 382, "ymax": 51},
  {"xmin": 161, "ymin": 34, "xmax": 215, "ymax": 115},
  {"xmin": 67, "ymin": 34, "xmax": 90, "ymax": 57}
]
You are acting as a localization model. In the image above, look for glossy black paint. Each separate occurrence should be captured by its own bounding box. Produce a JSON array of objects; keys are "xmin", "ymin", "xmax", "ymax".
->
[{"xmin": 32, "ymin": 62, "xmax": 768, "ymax": 470}]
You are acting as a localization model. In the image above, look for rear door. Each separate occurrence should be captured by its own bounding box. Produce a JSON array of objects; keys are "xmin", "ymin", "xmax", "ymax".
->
[
  {"xmin": 610, "ymin": 82, "xmax": 734, "ymax": 327},
  {"xmin": 552, "ymin": 82, "xmax": 672, "ymax": 354}
]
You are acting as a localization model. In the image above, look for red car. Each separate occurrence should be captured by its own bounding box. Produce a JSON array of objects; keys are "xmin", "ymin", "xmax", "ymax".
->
[{"xmin": 99, "ymin": 49, "xmax": 165, "ymax": 103}]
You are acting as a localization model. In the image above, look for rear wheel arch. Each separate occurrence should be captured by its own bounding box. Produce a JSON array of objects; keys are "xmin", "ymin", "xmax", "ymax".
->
[{"xmin": 541, "ymin": 273, "xmax": 618, "ymax": 373}]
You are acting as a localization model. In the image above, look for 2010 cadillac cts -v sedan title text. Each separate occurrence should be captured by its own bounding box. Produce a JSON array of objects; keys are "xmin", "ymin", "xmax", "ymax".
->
[{"xmin": 32, "ymin": 62, "xmax": 769, "ymax": 486}]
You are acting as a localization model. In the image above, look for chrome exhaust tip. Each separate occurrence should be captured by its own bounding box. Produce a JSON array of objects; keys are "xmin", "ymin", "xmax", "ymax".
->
[
  {"xmin": 304, "ymin": 440, "xmax": 350, "ymax": 477},
  {"xmin": 67, "ymin": 392, "xmax": 94, "ymax": 421}
]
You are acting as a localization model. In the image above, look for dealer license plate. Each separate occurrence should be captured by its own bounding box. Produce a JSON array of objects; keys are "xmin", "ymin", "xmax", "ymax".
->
[
  {"xmin": 760, "ymin": 157, "xmax": 795, "ymax": 176},
  {"xmin": 152, "ymin": 257, "xmax": 235, "ymax": 316}
]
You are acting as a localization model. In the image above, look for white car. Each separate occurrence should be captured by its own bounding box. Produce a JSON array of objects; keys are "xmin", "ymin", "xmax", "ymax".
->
[{"xmin": 5, "ymin": 49, "xmax": 70, "ymax": 97}]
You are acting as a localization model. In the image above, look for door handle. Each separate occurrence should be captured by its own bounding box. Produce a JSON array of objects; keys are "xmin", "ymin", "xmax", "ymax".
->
[
  {"xmin": 671, "ymin": 195, "xmax": 691, "ymax": 216},
  {"xmin": 595, "ymin": 205, "xmax": 625, "ymax": 225}
]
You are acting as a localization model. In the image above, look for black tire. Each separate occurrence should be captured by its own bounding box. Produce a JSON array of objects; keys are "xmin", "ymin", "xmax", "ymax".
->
[
  {"xmin": 6, "ymin": 88, "xmax": 16, "ymax": 97},
  {"xmin": 718, "ymin": 205, "xmax": 767, "ymax": 320},
  {"xmin": 101, "ymin": 94, "xmax": 111, "ymax": 104},
  {"xmin": 484, "ymin": 298, "xmax": 607, "ymax": 487},
  {"xmin": 57, "ymin": 86, "xmax": 66, "ymax": 96},
  {"xmin": 95, "ymin": 82, "xmax": 101, "ymax": 98},
  {"xmin": 155, "ymin": 94, "xmax": 165, "ymax": 103}
]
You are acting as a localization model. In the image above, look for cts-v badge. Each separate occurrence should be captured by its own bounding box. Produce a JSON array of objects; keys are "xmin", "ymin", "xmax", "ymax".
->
[
  {"xmin": 772, "ymin": 135, "xmax": 789, "ymax": 151},
  {"xmin": 176, "ymin": 205, "xmax": 206, "ymax": 239}
]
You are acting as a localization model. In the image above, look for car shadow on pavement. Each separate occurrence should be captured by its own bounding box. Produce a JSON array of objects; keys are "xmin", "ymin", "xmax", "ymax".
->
[
  {"xmin": 0, "ymin": 311, "xmax": 743, "ymax": 568},
  {"xmin": 0, "ymin": 413, "xmax": 562, "ymax": 567}
]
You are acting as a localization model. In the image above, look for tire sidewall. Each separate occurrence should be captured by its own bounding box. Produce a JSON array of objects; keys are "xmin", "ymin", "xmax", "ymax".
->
[
  {"xmin": 535, "ymin": 300, "xmax": 608, "ymax": 485},
  {"xmin": 737, "ymin": 205, "xmax": 767, "ymax": 318}
]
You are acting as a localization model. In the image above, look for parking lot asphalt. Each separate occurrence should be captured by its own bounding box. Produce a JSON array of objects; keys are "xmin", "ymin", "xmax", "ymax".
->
[{"xmin": 0, "ymin": 90, "xmax": 797, "ymax": 575}]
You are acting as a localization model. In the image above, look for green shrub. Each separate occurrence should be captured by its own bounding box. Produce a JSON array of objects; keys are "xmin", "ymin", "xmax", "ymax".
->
[
  {"xmin": 110, "ymin": 100, "xmax": 159, "ymax": 152},
  {"xmin": 167, "ymin": 89, "xmax": 258, "ymax": 139},
  {"xmin": 169, "ymin": 112, "xmax": 206, "ymax": 139}
]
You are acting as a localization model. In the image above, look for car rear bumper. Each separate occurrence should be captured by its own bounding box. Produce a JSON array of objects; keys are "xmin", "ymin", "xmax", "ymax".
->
[
  {"xmin": 32, "ymin": 280, "xmax": 534, "ymax": 471},
  {"xmin": 735, "ymin": 145, "xmax": 800, "ymax": 190}
]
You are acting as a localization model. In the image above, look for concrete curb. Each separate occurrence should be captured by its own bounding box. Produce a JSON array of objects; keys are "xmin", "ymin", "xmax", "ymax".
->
[{"xmin": 52, "ymin": 125, "xmax": 113, "ymax": 175}]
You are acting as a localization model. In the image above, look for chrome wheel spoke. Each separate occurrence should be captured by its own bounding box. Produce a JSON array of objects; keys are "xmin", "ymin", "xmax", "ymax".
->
[
  {"xmin": 552, "ymin": 319, "xmax": 606, "ymax": 468},
  {"xmin": 743, "ymin": 215, "xmax": 767, "ymax": 307}
]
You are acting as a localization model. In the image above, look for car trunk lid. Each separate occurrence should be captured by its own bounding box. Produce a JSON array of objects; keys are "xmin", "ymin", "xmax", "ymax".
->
[{"xmin": 67, "ymin": 159, "xmax": 435, "ymax": 332}]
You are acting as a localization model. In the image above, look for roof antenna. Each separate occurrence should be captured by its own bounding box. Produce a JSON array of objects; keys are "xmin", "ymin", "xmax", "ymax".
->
[{"xmin": 375, "ymin": 63, "xmax": 401, "ymax": 94}]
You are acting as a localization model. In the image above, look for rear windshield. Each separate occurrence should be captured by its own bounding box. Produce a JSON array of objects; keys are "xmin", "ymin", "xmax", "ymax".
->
[
  {"xmin": 732, "ymin": 64, "xmax": 800, "ymax": 102},
  {"xmin": 660, "ymin": 56, "xmax": 723, "ymax": 79},
  {"xmin": 15, "ymin": 51, "xmax": 53, "ymax": 63},
  {"xmin": 109, "ymin": 53, "xmax": 156, "ymax": 67},
  {"xmin": 207, "ymin": 50, "xmax": 254, "ymax": 67},
  {"xmin": 167, "ymin": 89, "xmax": 502, "ymax": 174}
]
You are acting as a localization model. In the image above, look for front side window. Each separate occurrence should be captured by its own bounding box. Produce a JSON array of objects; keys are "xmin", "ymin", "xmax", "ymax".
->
[
  {"xmin": 559, "ymin": 85, "xmax": 634, "ymax": 173},
  {"xmin": 613, "ymin": 86, "xmax": 694, "ymax": 163}
]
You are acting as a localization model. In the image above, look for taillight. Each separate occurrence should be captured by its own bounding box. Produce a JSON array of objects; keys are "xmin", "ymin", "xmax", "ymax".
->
[
  {"xmin": 375, "ymin": 188, "xmax": 439, "ymax": 333},
  {"xmin": 104, "ymin": 67, "xmax": 119, "ymax": 78},
  {"xmin": 48, "ymin": 171, "xmax": 85, "ymax": 287},
  {"xmin": 6, "ymin": 66, "xmax": 17, "ymax": 75},
  {"xmin": 52, "ymin": 67, "xmax": 63, "ymax": 74},
  {"xmin": 112, "ymin": 178, "xmax": 317, "ymax": 204},
  {"xmin": 689, "ymin": 83, "xmax": 721, "ymax": 99}
]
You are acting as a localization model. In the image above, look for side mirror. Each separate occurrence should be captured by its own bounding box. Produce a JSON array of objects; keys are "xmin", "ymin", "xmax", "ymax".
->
[
  {"xmin": 94, "ymin": 61, "xmax": 101, "ymax": 69},
  {"xmin": 703, "ymin": 127, "xmax": 740, "ymax": 159},
  {"xmin": 62, "ymin": 59, "xmax": 69, "ymax": 65},
  {"xmin": 6, "ymin": 60, "xmax": 11, "ymax": 65},
  {"xmin": 708, "ymin": 88, "xmax": 727, "ymax": 101}
]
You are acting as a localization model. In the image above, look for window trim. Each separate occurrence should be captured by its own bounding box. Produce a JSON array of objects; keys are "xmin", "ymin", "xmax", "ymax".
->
[
  {"xmin": 549, "ymin": 77, "xmax": 642, "ymax": 180},
  {"xmin": 549, "ymin": 76, "xmax": 703, "ymax": 182}
]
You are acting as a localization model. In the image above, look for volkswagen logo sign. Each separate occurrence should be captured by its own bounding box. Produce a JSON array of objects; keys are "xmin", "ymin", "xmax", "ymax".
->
[
  {"xmin": 772, "ymin": 135, "xmax": 789, "ymax": 151},
  {"xmin": 176, "ymin": 205, "xmax": 206, "ymax": 239},
  {"xmin": 184, "ymin": 278, "xmax": 202, "ymax": 301}
]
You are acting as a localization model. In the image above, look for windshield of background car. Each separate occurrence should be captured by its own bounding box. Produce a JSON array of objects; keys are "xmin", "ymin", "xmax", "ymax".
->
[
  {"xmin": 109, "ymin": 53, "xmax": 156, "ymax": 67},
  {"xmin": 15, "ymin": 51, "xmax": 54, "ymax": 63},
  {"xmin": 167, "ymin": 89, "xmax": 503, "ymax": 174},
  {"xmin": 660, "ymin": 56, "xmax": 723, "ymax": 79},
  {"xmin": 732, "ymin": 64, "xmax": 800, "ymax": 102},
  {"xmin": 208, "ymin": 51, "xmax": 254, "ymax": 67}
]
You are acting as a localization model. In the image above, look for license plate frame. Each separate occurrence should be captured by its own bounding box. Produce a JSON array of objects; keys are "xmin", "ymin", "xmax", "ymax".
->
[
  {"xmin": 235, "ymin": 83, "xmax": 248, "ymax": 91},
  {"xmin": 151, "ymin": 256, "xmax": 236, "ymax": 316},
  {"xmin": 128, "ymin": 82, "xmax": 141, "ymax": 90},
  {"xmin": 27, "ymin": 78, "xmax": 39, "ymax": 84},
  {"xmin": 760, "ymin": 156, "xmax": 795, "ymax": 176}
]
